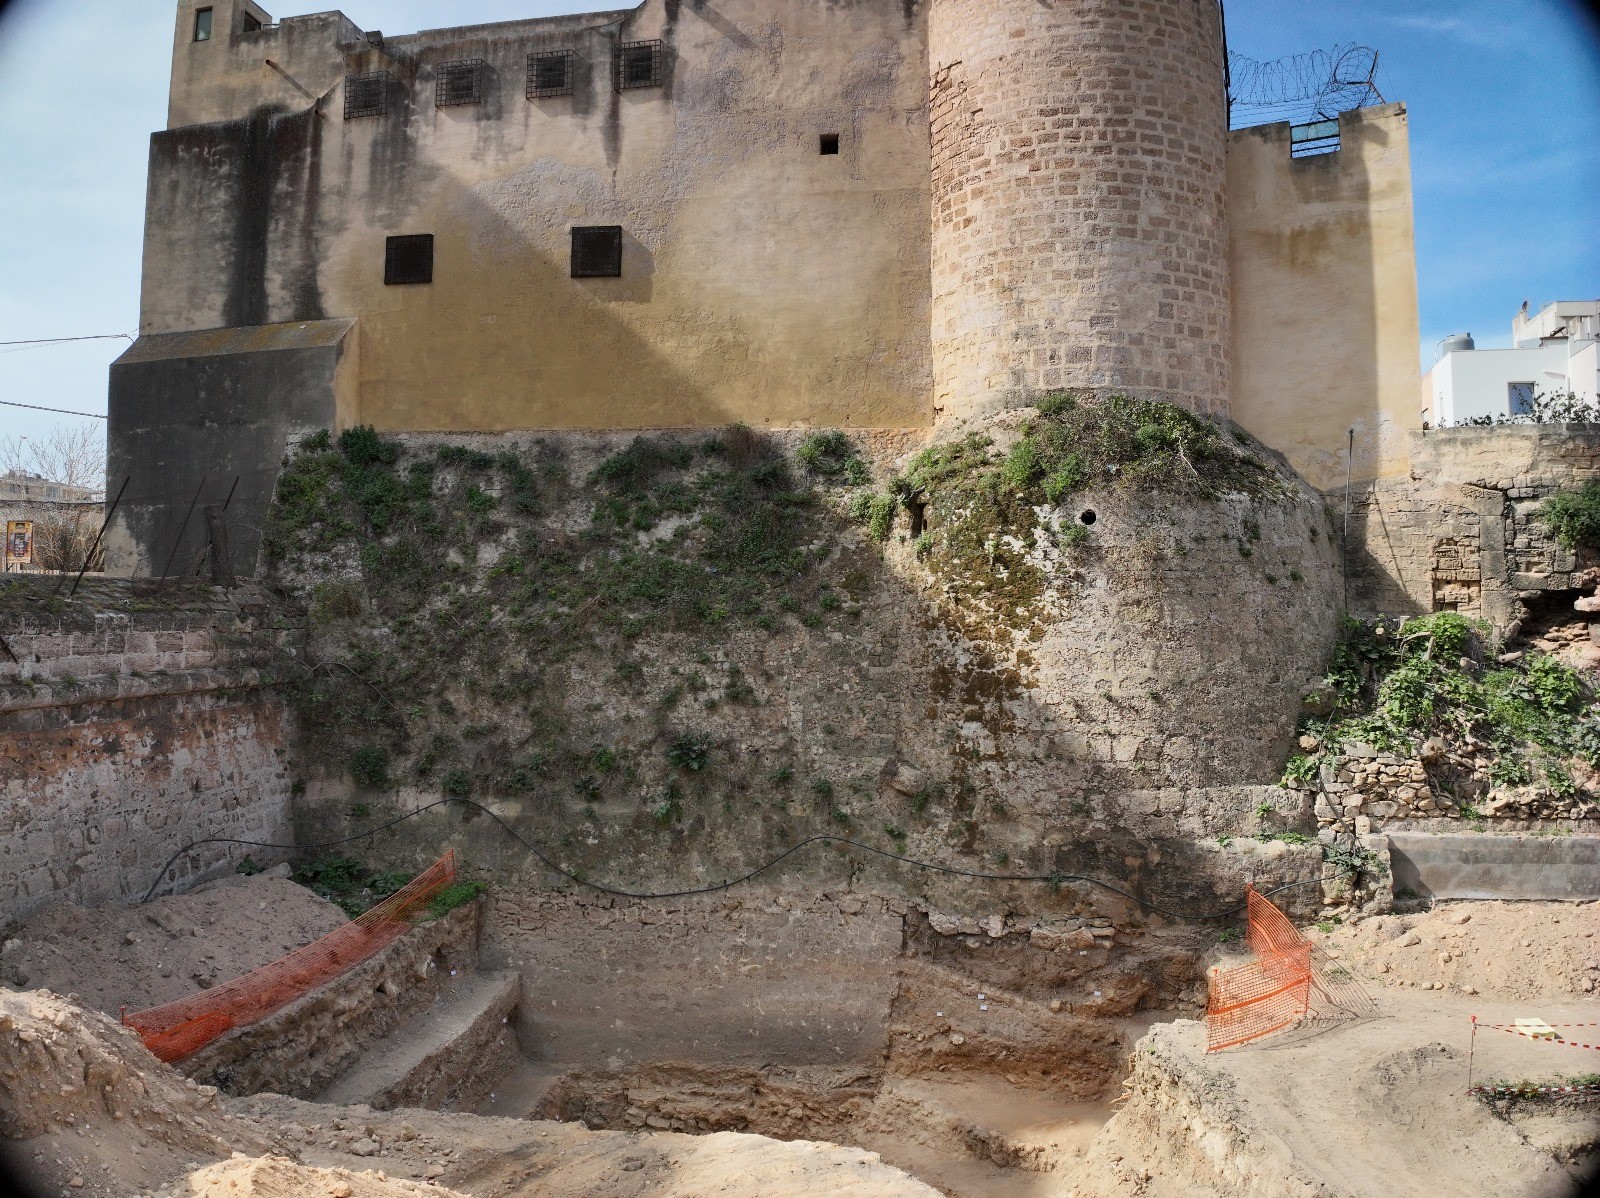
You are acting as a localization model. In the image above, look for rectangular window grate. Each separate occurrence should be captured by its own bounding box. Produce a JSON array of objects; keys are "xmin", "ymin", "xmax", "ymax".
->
[
  {"xmin": 344, "ymin": 72, "xmax": 391, "ymax": 119},
  {"xmin": 528, "ymin": 50, "xmax": 575, "ymax": 98},
  {"xmin": 614, "ymin": 40, "xmax": 663, "ymax": 91},
  {"xmin": 385, "ymin": 234, "xmax": 435, "ymax": 286},
  {"xmin": 436, "ymin": 58, "xmax": 486, "ymax": 107},
  {"xmin": 1289, "ymin": 118, "xmax": 1340, "ymax": 159},
  {"xmin": 571, "ymin": 226, "xmax": 623, "ymax": 278}
]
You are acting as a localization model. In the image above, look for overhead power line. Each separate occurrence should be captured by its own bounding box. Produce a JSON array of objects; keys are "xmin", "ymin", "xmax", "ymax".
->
[
  {"xmin": 0, "ymin": 399, "xmax": 108, "ymax": 419},
  {"xmin": 0, "ymin": 333, "xmax": 135, "ymax": 347}
]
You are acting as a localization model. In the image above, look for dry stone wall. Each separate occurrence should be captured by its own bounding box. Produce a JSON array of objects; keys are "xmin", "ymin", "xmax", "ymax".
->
[
  {"xmin": 0, "ymin": 580, "xmax": 292, "ymax": 923},
  {"xmin": 929, "ymin": 0, "xmax": 1231, "ymax": 421}
]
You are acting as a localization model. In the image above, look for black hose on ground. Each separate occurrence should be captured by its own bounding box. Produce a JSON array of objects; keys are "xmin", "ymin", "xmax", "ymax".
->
[{"xmin": 139, "ymin": 797, "xmax": 1356, "ymax": 921}]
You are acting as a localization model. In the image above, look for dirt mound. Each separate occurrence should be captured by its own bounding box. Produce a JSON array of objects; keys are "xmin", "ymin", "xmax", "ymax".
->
[
  {"xmin": 0, "ymin": 874, "xmax": 348, "ymax": 1016},
  {"xmin": 1310, "ymin": 899, "xmax": 1598, "ymax": 1001},
  {"xmin": 236, "ymin": 1093, "xmax": 946, "ymax": 1198},
  {"xmin": 0, "ymin": 987, "xmax": 270, "ymax": 1197},
  {"xmin": 174, "ymin": 1156, "xmax": 468, "ymax": 1198}
]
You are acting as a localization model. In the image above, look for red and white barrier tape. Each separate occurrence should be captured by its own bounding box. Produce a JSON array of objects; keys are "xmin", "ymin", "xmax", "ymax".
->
[{"xmin": 1483, "ymin": 1024, "xmax": 1600, "ymax": 1051}]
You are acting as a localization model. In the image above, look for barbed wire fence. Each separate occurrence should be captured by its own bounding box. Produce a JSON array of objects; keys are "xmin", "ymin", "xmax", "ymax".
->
[{"xmin": 1228, "ymin": 44, "xmax": 1385, "ymax": 130}]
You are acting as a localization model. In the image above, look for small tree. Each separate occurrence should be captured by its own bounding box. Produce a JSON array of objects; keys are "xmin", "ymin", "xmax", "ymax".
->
[{"xmin": 1, "ymin": 424, "xmax": 107, "ymax": 572}]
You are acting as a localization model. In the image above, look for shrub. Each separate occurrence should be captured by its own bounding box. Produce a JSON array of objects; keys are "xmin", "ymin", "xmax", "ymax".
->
[
  {"xmin": 339, "ymin": 424, "xmax": 400, "ymax": 467},
  {"xmin": 1541, "ymin": 481, "xmax": 1600, "ymax": 551},
  {"xmin": 441, "ymin": 768, "xmax": 472, "ymax": 797},
  {"xmin": 667, "ymin": 734, "xmax": 712, "ymax": 771},
  {"xmin": 349, "ymin": 745, "xmax": 390, "ymax": 789}
]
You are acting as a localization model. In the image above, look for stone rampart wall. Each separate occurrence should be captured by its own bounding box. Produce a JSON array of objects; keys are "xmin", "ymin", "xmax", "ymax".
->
[{"xmin": 0, "ymin": 581, "xmax": 292, "ymax": 923}]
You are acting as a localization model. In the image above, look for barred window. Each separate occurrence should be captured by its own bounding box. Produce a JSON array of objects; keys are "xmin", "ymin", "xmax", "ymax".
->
[
  {"xmin": 614, "ymin": 40, "xmax": 663, "ymax": 91},
  {"xmin": 344, "ymin": 72, "xmax": 391, "ymax": 119},
  {"xmin": 436, "ymin": 59, "xmax": 485, "ymax": 107},
  {"xmin": 528, "ymin": 50, "xmax": 574, "ymax": 98},
  {"xmin": 385, "ymin": 235, "xmax": 435, "ymax": 286},
  {"xmin": 571, "ymin": 227, "xmax": 623, "ymax": 278}
]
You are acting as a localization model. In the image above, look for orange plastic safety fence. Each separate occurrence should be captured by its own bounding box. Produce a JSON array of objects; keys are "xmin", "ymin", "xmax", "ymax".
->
[
  {"xmin": 124, "ymin": 850, "xmax": 456, "ymax": 1063},
  {"xmin": 1205, "ymin": 886, "xmax": 1375, "ymax": 1052}
]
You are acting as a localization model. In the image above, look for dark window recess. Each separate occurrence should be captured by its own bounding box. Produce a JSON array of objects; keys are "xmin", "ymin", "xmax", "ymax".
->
[
  {"xmin": 528, "ymin": 50, "xmax": 575, "ymax": 98},
  {"xmin": 385, "ymin": 234, "xmax": 435, "ymax": 286},
  {"xmin": 194, "ymin": 7, "xmax": 213, "ymax": 41},
  {"xmin": 344, "ymin": 72, "xmax": 391, "ymax": 119},
  {"xmin": 614, "ymin": 40, "xmax": 663, "ymax": 91},
  {"xmin": 1289, "ymin": 118, "xmax": 1340, "ymax": 159},
  {"xmin": 819, "ymin": 133, "xmax": 840, "ymax": 155},
  {"xmin": 571, "ymin": 226, "xmax": 623, "ymax": 278},
  {"xmin": 242, "ymin": 12, "xmax": 263, "ymax": 33},
  {"xmin": 435, "ymin": 59, "xmax": 486, "ymax": 107}
]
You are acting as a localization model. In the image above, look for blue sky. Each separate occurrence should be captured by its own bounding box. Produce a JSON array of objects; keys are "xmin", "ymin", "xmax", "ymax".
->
[{"xmin": 0, "ymin": 0, "xmax": 1595, "ymax": 451}]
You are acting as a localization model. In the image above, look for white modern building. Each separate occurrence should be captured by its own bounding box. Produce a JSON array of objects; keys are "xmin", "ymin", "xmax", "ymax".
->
[{"xmin": 1423, "ymin": 300, "xmax": 1600, "ymax": 425}]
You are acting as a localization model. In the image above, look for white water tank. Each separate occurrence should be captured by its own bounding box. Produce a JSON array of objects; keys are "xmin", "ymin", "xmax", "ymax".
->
[{"xmin": 1437, "ymin": 333, "xmax": 1475, "ymax": 359}]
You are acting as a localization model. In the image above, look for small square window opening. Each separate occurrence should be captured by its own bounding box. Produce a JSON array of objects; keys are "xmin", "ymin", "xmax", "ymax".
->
[
  {"xmin": 344, "ymin": 72, "xmax": 391, "ymax": 120},
  {"xmin": 614, "ymin": 40, "xmax": 663, "ymax": 91},
  {"xmin": 385, "ymin": 234, "xmax": 435, "ymax": 286},
  {"xmin": 571, "ymin": 226, "xmax": 623, "ymax": 278},
  {"xmin": 1509, "ymin": 382, "xmax": 1536, "ymax": 416},
  {"xmin": 242, "ymin": 13, "xmax": 263, "ymax": 33},
  {"xmin": 194, "ymin": 8, "xmax": 214, "ymax": 41},
  {"xmin": 528, "ymin": 50, "xmax": 575, "ymax": 99},
  {"xmin": 435, "ymin": 59, "xmax": 486, "ymax": 107},
  {"xmin": 819, "ymin": 134, "xmax": 840, "ymax": 155}
]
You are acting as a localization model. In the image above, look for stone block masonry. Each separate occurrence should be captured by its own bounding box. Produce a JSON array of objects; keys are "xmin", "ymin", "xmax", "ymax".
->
[
  {"xmin": 0, "ymin": 579, "xmax": 293, "ymax": 923},
  {"xmin": 929, "ymin": 0, "xmax": 1230, "ymax": 421}
]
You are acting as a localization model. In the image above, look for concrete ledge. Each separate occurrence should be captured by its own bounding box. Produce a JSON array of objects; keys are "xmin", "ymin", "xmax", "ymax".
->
[{"xmin": 1387, "ymin": 832, "xmax": 1600, "ymax": 901}]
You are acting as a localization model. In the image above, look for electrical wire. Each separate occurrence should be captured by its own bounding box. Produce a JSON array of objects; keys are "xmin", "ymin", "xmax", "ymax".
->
[
  {"xmin": 0, "ymin": 333, "xmax": 135, "ymax": 347},
  {"xmin": 0, "ymin": 399, "xmax": 108, "ymax": 419},
  {"xmin": 141, "ymin": 796, "xmax": 1352, "ymax": 920}
]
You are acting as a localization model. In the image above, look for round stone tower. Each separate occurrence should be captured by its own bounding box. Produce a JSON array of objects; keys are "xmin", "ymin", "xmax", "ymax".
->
[{"xmin": 928, "ymin": 0, "xmax": 1231, "ymax": 422}]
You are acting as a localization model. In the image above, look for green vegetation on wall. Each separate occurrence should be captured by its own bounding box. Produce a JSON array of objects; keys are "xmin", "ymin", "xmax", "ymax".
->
[
  {"xmin": 1541, "ymin": 480, "xmax": 1600, "ymax": 552},
  {"xmin": 1286, "ymin": 612, "xmax": 1599, "ymax": 797}
]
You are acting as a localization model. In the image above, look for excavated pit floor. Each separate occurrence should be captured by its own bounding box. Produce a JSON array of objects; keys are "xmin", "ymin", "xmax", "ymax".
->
[{"xmin": 477, "ymin": 1061, "xmax": 1123, "ymax": 1198}]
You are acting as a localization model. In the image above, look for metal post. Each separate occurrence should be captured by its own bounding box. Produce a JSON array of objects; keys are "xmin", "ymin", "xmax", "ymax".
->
[
  {"xmin": 64, "ymin": 476, "xmax": 130, "ymax": 599},
  {"xmin": 159, "ymin": 477, "xmax": 208, "ymax": 584},
  {"xmin": 1467, "ymin": 1015, "xmax": 1477, "ymax": 1092},
  {"xmin": 1342, "ymin": 428, "xmax": 1354, "ymax": 612}
]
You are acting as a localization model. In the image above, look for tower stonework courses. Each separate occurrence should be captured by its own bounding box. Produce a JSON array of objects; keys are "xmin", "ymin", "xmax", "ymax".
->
[{"xmin": 929, "ymin": 0, "xmax": 1232, "ymax": 422}]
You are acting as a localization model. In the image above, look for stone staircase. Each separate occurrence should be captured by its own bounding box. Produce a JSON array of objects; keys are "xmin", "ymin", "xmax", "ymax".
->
[{"xmin": 316, "ymin": 969, "xmax": 522, "ymax": 1113}]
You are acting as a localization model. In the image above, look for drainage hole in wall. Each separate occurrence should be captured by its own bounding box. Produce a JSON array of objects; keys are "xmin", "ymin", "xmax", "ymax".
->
[{"xmin": 1079, "ymin": 510, "xmax": 1097, "ymax": 526}]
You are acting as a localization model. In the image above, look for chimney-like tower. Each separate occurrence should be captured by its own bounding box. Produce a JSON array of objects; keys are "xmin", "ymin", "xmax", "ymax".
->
[{"xmin": 928, "ymin": 0, "xmax": 1232, "ymax": 423}]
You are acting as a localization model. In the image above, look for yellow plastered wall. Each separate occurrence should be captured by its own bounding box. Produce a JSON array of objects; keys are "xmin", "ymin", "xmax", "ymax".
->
[
  {"xmin": 1227, "ymin": 103, "xmax": 1421, "ymax": 490},
  {"xmin": 148, "ymin": 0, "xmax": 934, "ymax": 433}
]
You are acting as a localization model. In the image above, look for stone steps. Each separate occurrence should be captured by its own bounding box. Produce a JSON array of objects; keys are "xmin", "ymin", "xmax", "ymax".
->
[{"xmin": 317, "ymin": 970, "xmax": 521, "ymax": 1112}]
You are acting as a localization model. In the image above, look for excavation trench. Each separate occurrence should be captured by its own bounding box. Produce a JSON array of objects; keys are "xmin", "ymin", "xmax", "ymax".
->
[{"xmin": 451, "ymin": 889, "xmax": 1206, "ymax": 1196}]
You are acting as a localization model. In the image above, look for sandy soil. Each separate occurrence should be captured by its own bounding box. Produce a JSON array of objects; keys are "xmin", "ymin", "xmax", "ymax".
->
[
  {"xmin": 179, "ymin": 1156, "xmax": 470, "ymax": 1198},
  {"xmin": 1070, "ymin": 952, "xmax": 1600, "ymax": 1197},
  {"xmin": 231, "ymin": 1094, "xmax": 945, "ymax": 1198},
  {"xmin": 1309, "ymin": 898, "xmax": 1599, "ymax": 1001},
  {"xmin": 0, "ymin": 874, "xmax": 348, "ymax": 1016}
]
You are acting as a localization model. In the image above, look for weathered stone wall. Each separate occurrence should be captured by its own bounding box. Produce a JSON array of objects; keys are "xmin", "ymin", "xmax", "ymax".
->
[
  {"xmin": 1346, "ymin": 425, "xmax": 1600, "ymax": 630},
  {"xmin": 0, "ymin": 580, "xmax": 293, "ymax": 923},
  {"xmin": 928, "ymin": 0, "xmax": 1231, "ymax": 421},
  {"xmin": 1228, "ymin": 103, "xmax": 1421, "ymax": 491},
  {"xmin": 283, "ymin": 424, "xmax": 1339, "ymax": 917}
]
